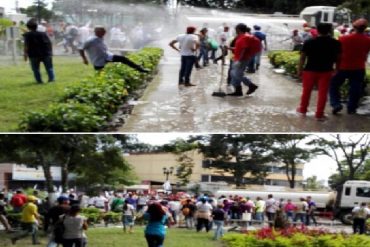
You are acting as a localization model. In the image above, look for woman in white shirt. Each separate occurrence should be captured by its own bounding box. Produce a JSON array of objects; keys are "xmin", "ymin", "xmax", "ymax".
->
[{"xmin": 62, "ymin": 205, "xmax": 88, "ymax": 247}]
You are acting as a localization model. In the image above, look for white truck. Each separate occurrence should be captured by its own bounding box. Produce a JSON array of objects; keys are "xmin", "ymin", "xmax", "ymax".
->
[
  {"xmin": 299, "ymin": 6, "xmax": 351, "ymax": 27},
  {"xmin": 215, "ymin": 180, "xmax": 370, "ymax": 224}
]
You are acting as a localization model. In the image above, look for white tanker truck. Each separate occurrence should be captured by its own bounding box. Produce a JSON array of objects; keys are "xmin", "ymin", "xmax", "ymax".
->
[{"xmin": 215, "ymin": 180, "xmax": 370, "ymax": 225}]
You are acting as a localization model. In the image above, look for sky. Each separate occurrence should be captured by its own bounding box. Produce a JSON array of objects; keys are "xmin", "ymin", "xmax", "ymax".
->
[
  {"xmin": 135, "ymin": 133, "xmax": 341, "ymax": 183},
  {"xmin": 1, "ymin": 0, "xmax": 53, "ymax": 13}
]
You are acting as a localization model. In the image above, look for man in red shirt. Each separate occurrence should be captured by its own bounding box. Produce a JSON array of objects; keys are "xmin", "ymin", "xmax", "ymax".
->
[
  {"xmin": 228, "ymin": 23, "xmax": 259, "ymax": 96},
  {"xmin": 10, "ymin": 190, "xmax": 27, "ymax": 213},
  {"xmin": 330, "ymin": 18, "xmax": 370, "ymax": 114}
]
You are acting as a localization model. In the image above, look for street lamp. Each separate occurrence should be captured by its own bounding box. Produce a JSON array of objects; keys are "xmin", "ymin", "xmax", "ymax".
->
[{"xmin": 163, "ymin": 166, "xmax": 174, "ymax": 181}]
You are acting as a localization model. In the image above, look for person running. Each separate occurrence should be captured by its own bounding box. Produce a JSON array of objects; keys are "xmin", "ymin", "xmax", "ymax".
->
[
  {"xmin": 122, "ymin": 201, "xmax": 135, "ymax": 233},
  {"xmin": 0, "ymin": 193, "xmax": 12, "ymax": 232},
  {"xmin": 62, "ymin": 205, "xmax": 88, "ymax": 247},
  {"xmin": 23, "ymin": 19, "xmax": 55, "ymax": 83},
  {"xmin": 44, "ymin": 196, "xmax": 71, "ymax": 247},
  {"xmin": 10, "ymin": 190, "xmax": 27, "ymax": 213},
  {"xmin": 228, "ymin": 23, "xmax": 260, "ymax": 96},
  {"xmin": 329, "ymin": 18, "xmax": 370, "ymax": 115},
  {"xmin": 11, "ymin": 196, "xmax": 40, "ymax": 245},
  {"xmin": 144, "ymin": 203, "xmax": 168, "ymax": 247},
  {"xmin": 79, "ymin": 26, "xmax": 149, "ymax": 73},
  {"xmin": 352, "ymin": 202, "xmax": 370, "ymax": 234},
  {"xmin": 169, "ymin": 26, "xmax": 200, "ymax": 87},
  {"xmin": 212, "ymin": 204, "xmax": 226, "ymax": 240},
  {"xmin": 296, "ymin": 23, "xmax": 341, "ymax": 121}
]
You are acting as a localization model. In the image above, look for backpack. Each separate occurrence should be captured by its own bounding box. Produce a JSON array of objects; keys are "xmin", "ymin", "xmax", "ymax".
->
[{"xmin": 53, "ymin": 215, "xmax": 66, "ymax": 244}]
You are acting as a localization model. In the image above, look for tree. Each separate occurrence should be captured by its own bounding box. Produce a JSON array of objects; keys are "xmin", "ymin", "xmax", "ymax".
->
[
  {"xmin": 193, "ymin": 135, "xmax": 273, "ymax": 187},
  {"xmin": 0, "ymin": 135, "xmax": 136, "ymax": 195},
  {"xmin": 305, "ymin": 175, "xmax": 323, "ymax": 190},
  {"xmin": 341, "ymin": 0, "xmax": 370, "ymax": 17},
  {"xmin": 269, "ymin": 134, "xmax": 314, "ymax": 189},
  {"xmin": 162, "ymin": 138, "xmax": 198, "ymax": 186},
  {"xmin": 309, "ymin": 134, "xmax": 370, "ymax": 205},
  {"xmin": 20, "ymin": 0, "xmax": 54, "ymax": 22}
]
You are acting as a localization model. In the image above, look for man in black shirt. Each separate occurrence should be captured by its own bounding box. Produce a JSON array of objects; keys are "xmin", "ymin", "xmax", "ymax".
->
[
  {"xmin": 23, "ymin": 19, "xmax": 55, "ymax": 83},
  {"xmin": 212, "ymin": 204, "xmax": 226, "ymax": 240},
  {"xmin": 296, "ymin": 23, "xmax": 341, "ymax": 121}
]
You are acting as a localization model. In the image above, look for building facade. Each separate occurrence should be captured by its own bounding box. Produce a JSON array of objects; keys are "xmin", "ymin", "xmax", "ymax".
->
[{"xmin": 124, "ymin": 152, "xmax": 305, "ymax": 188}]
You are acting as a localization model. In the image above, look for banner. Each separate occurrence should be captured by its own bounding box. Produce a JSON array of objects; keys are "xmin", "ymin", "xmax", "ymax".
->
[{"xmin": 12, "ymin": 164, "xmax": 62, "ymax": 181}]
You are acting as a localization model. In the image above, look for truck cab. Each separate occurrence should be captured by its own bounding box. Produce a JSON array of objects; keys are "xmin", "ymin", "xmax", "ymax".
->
[
  {"xmin": 300, "ymin": 6, "xmax": 351, "ymax": 27},
  {"xmin": 339, "ymin": 180, "xmax": 370, "ymax": 224}
]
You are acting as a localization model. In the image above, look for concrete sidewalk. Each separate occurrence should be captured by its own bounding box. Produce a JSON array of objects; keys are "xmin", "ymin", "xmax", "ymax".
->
[{"xmin": 119, "ymin": 52, "xmax": 370, "ymax": 132}]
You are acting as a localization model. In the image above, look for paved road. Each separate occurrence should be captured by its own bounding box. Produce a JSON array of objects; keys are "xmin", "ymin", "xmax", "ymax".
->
[{"xmin": 119, "ymin": 50, "xmax": 370, "ymax": 132}]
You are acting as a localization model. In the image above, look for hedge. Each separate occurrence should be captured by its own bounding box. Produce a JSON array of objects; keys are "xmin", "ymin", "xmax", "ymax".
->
[
  {"xmin": 268, "ymin": 50, "xmax": 370, "ymax": 99},
  {"xmin": 19, "ymin": 47, "xmax": 163, "ymax": 132},
  {"xmin": 223, "ymin": 227, "xmax": 370, "ymax": 247}
]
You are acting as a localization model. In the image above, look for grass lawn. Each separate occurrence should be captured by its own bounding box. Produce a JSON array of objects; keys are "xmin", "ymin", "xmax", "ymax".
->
[
  {"xmin": 0, "ymin": 227, "xmax": 225, "ymax": 247},
  {"xmin": 0, "ymin": 56, "xmax": 94, "ymax": 131}
]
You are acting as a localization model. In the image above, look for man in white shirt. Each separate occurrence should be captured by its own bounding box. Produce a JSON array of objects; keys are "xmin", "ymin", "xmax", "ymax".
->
[
  {"xmin": 169, "ymin": 26, "xmax": 200, "ymax": 87},
  {"xmin": 352, "ymin": 202, "xmax": 370, "ymax": 234},
  {"xmin": 265, "ymin": 194, "xmax": 277, "ymax": 227}
]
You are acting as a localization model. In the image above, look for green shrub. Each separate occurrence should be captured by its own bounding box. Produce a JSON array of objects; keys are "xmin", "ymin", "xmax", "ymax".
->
[
  {"xmin": 20, "ymin": 47, "xmax": 163, "ymax": 132},
  {"xmin": 20, "ymin": 102, "xmax": 105, "ymax": 132}
]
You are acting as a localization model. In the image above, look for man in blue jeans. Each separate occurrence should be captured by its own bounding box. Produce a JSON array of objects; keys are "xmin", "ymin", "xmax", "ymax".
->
[
  {"xmin": 228, "ymin": 24, "xmax": 259, "ymax": 96},
  {"xmin": 23, "ymin": 19, "xmax": 55, "ymax": 83},
  {"xmin": 330, "ymin": 18, "xmax": 370, "ymax": 114},
  {"xmin": 169, "ymin": 26, "xmax": 200, "ymax": 86}
]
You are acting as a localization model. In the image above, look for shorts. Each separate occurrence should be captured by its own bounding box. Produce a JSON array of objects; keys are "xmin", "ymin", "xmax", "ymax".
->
[{"xmin": 122, "ymin": 215, "xmax": 134, "ymax": 226}]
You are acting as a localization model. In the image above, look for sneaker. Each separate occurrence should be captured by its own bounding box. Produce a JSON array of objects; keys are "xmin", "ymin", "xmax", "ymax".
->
[
  {"xmin": 246, "ymin": 84, "xmax": 258, "ymax": 95},
  {"xmin": 347, "ymin": 109, "xmax": 357, "ymax": 115},
  {"xmin": 296, "ymin": 108, "xmax": 306, "ymax": 116},
  {"xmin": 332, "ymin": 105, "xmax": 343, "ymax": 115}
]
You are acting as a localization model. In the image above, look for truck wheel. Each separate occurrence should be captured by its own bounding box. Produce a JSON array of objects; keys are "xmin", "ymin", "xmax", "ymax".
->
[{"xmin": 340, "ymin": 212, "xmax": 353, "ymax": 225}]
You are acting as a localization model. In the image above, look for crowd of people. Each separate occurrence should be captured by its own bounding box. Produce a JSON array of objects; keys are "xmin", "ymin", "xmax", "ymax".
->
[
  {"xmin": 1, "ymin": 188, "xmax": 369, "ymax": 246},
  {"xmin": 170, "ymin": 18, "xmax": 370, "ymax": 120}
]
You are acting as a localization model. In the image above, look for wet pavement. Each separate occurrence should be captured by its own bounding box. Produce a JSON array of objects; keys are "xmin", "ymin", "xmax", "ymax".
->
[{"xmin": 119, "ymin": 48, "xmax": 370, "ymax": 133}]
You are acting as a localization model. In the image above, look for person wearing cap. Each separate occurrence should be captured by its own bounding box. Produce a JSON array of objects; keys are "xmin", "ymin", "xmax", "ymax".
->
[
  {"xmin": 214, "ymin": 25, "xmax": 231, "ymax": 65},
  {"xmin": 169, "ymin": 26, "xmax": 200, "ymax": 87},
  {"xmin": 228, "ymin": 23, "xmax": 259, "ymax": 96},
  {"xmin": 23, "ymin": 18, "xmax": 55, "ymax": 84},
  {"xmin": 79, "ymin": 26, "xmax": 149, "ymax": 73},
  {"xmin": 330, "ymin": 18, "xmax": 370, "ymax": 115},
  {"xmin": 11, "ymin": 195, "xmax": 40, "ymax": 245},
  {"xmin": 296, "ymin": 23, "xmax": 341, "ymax": 121},
  {"xmin": 249, "ymin": 25, "xmax": 267, "ymax": 72},
  {"xmin": 44, "ymin": 196, "xmax": 70, "ymax": 247}
]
